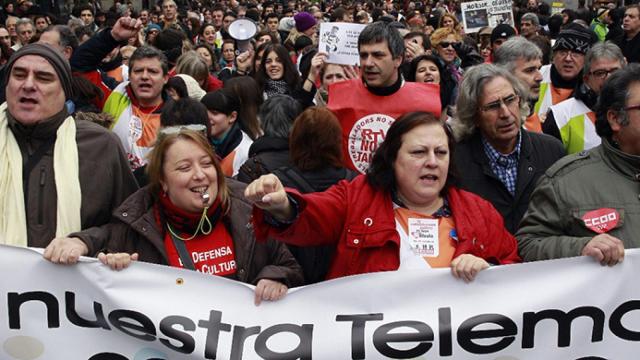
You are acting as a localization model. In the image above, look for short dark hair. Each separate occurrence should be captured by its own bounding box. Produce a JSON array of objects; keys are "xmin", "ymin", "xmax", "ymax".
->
[
  {"xmin": 128, "ymin": 45, "xmax": 169, "ymax": 75},
  {"xmin": 595, "ymin": 63, "xmax": 640, "ymax": 139},
  {"xmin": 367, "ymin": 111, "xmax": 457, "ymax": 192},
  {"xmin": 358, "ymin": 21, "xmax": 404, "ymax": 59},
  {"xmin": 290, "ymin": 107, "xmax": 343, "ymax": 170},
  {"xmin": 160, "ymin": 98, "xmax": 209, "ymax": 136}
]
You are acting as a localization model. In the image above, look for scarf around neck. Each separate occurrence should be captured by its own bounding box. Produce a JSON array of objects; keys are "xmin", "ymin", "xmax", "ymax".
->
[
  {"xmin": 264, "ymin": 79, "xmax": 290, "ymax": 98},
  {"xmin": 0, "ymin": 103, "xmax": 81, "ymax": 246}
]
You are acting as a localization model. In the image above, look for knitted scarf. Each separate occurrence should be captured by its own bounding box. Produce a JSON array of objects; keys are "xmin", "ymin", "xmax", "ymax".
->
[
  {"xmin": 0, "ymin": 103, "xmax": 81, "ymax": 246},
  {"xmin": 264, "ymin": 79, "xmax": 290, "ymax": 98}
]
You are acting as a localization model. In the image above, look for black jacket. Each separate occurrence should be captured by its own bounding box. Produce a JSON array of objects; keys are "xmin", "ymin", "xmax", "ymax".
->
[
  {"xmin": 272, "ymin": 165, "xmax": 358, "ymax": 284},
  {"xmin": 615, "ymin": 31, "xmax": 640, "ymax": 64},
  {"xmin": 453, "ymin": 130, "xmax": 566, "ymax": 234},
  {"xmin": 236, "ymin": 136, "xmax": 291, "ymax": 183}
]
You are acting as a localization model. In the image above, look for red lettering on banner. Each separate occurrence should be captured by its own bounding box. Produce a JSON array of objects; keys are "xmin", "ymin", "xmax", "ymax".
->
[{"xmin": 582, "ymin": 208, "xmax": 619, "ymax": 234}]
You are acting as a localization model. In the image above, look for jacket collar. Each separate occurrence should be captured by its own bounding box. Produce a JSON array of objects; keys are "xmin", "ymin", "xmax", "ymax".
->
[{"xmin": 601, "ymin": 138, "xmax": 640, "ymax": 179}]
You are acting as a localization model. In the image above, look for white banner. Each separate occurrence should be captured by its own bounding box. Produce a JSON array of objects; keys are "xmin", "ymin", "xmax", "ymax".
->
[
  {"xmin": 461, "ymin": 0, "xmax": 515, "ymax": 33},
  {"xmin": 318, "ymin": 22, "xmax": 366, "ymax": 66},
  {"xmin": 1, "ymin": 245, "xmax": 640, "ymax": 359}
]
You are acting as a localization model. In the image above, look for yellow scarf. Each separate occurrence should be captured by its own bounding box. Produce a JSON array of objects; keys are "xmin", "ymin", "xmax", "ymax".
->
[{"xmin": 0, "ymin": 103, "xmax": 81, "ymax": 246}]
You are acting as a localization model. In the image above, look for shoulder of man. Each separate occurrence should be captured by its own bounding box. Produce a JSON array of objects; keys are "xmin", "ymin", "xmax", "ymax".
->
[{"xmin": 544, "ymin": 148, "xmax": 597, "ymax": 178}]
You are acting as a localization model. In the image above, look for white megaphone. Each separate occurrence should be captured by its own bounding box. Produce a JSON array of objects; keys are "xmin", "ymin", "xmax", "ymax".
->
[{"xmin": 228, "ymin": 19, "xmax": 258, "ymax": 53}]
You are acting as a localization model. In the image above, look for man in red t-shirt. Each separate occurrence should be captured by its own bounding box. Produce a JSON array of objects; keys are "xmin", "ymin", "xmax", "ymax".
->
[{"xmin": 328, "ymin": 21, "xmax": 441, "ymax": 174}]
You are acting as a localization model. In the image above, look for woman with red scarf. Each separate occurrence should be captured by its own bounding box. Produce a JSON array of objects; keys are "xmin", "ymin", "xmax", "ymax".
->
[{"xmin": 45, "ymin": 128, "xmax": 303, "ymax": 305}]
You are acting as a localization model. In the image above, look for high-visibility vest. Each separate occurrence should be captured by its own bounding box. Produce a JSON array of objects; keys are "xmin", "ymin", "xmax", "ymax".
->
[
  {"xmin": 534, "ymin": 65, "xmax": 574, "ymax": 118},
  {"xmin": 549, "ymin": 97, "xmax": 600, "ymax": 154}
]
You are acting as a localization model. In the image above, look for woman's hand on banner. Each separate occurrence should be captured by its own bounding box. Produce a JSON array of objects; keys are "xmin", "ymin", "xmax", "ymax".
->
[
  {"xmin": 98, "ymin": 252, "xmax": 140, "ymax": 271},
  {"xmin": 450, "ymin": 254, "xmax": 489, "ymax": 283},
  {"xmin": 254, "ymin": 278, "xmax": 288, "ymax": 306}
]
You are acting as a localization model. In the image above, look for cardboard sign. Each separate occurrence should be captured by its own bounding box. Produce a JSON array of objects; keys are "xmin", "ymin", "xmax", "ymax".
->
[
  {"xmin": 318, "ymin": 22, "xmax": 366, "ymax": 65},
  {"xmin": 461, "ymin": 0, "xmax": 515, "ymax": 33}
]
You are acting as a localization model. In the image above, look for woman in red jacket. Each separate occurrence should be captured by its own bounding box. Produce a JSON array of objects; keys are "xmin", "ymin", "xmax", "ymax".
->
[{"xmin": 246, "ymin": 111, "xmax": 520, "ymax": 282}]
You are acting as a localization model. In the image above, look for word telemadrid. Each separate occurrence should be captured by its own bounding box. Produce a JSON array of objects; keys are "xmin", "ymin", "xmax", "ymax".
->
[{"xmin": 6, "ymin": 291, "xmax": 640, "ymax": 359}]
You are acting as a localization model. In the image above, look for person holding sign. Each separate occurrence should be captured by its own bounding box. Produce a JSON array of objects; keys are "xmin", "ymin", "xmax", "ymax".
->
[
  {"xmin": 45, "ymin": 129, "xmax": 303, "ymax": 305},
  {"xmin": 327, "ymin": 21, "xmax": 441, "ymax": 174},
  {"xmin": 246, "ymin": 112, "xmax": 520, "ymax": 282}
]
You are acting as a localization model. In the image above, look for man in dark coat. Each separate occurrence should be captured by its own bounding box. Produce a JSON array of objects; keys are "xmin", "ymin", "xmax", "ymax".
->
[{"xmin": 452, "ymin": 64, "xmax": 565, "ymax": 234}]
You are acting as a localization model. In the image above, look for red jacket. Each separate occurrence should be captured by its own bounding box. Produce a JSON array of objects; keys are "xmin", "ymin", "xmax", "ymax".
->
[{"xmin": 254, "ymin": 175, "xmax": 520, "ymax": 280}]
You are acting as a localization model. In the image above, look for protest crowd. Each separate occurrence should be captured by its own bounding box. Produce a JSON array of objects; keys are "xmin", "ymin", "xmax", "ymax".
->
[{"xmin": 1, "ymin": 0, "xmax": 639, "ymax": 307}]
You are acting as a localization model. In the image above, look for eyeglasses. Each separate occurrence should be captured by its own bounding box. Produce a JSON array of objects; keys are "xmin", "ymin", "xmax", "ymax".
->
[
  {"xmin": 589, "ymin": 68, "xmax": 620, "ymax": 79},
  {"xmin": 438, "ymin": 41, "xmax": 459, "ymax": 49},
  {"xmin": 555, "ymin": 49, "xmax": 583, "ymax": 59},
  {"xmin": 480, "ymin": 94, "xmax": 520, "ymax": 112},
  {"xmin": 158, "ymin": 124, "xmax": 208, "ymax": 137},
  {"xmin": 624, "ymin": 104, "xmax": 640, "ymax": 112}
]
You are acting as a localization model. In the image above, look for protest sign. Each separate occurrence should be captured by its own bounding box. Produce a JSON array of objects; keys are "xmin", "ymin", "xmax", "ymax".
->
[
  {"xmin": 318, "ymin": 22, "xmax": 366, "ymax": 65},
  {"xmin": 461, "ymin": 0, "xmax": 515, "ymax": 33},
  {"xmin": 2, "ymin": 245, "xmax": 640, "ymax": 359}
]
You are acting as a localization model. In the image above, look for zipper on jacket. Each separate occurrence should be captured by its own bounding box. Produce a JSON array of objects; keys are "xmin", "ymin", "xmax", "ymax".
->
[{"xmin": 38, "ymin": 166, "xmax": 45, "ymax": 225}]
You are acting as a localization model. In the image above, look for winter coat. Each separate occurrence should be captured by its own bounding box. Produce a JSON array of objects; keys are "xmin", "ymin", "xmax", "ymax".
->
[
  {"xmin": 517, "ymin": 139, "xmax": 640, "ymax": 262},
  {"xmin": 454, "ymin": 130, "xmax": 566, "ymax": 234},
  {"xmin": 72, "ymin": 179, "xmax": 304, "ymax": 287},
  {"xmin": 7, "ymin": 109, "xmax": 138, "ymax": 248},
  {"xmin": 253, "ymin": 175, "xmax": 520, "ymax": 280}
]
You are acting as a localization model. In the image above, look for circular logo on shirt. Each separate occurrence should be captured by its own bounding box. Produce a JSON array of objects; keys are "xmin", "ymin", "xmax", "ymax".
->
[{"xmin": 348, "ymin": 114, "xmax": 395, "ymax": 174}]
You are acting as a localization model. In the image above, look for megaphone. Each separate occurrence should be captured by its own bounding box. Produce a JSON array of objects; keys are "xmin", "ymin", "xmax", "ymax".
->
[{"xmin": 228, "ymin": 19, "xmax": 257, "ymax": 53}]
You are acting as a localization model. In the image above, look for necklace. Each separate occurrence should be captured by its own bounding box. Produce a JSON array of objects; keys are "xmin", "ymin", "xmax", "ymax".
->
[{"xmin": 166, "ymin": 206, "xmax": 213, "ymax": 241}]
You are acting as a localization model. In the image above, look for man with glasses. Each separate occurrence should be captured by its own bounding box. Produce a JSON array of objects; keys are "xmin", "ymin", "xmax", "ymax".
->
[
  {"xmin": 517, "ymin": 64, "xmax": 640, "ymax": 265},
  {"xmin": 453, "ymin": 64, "xmax": 565, "ymax": 233},
  {"xmin": 534, "ymin": 23, "xmax": 597, "ymax": 119},
  {"xmin": 615, "ymin": 4, "xmax": 640, "ymax": 63},
  {"xmin": 493, "ymin": 36, "xmax": 544, "ymax": 132},
  {"xmin": 544, "ymin": 42, "xmax": 626, "ymax": 154}
]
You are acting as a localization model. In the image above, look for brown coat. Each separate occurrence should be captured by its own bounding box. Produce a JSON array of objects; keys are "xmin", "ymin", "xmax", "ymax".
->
[
  {"xmin": 73, "ymin": 179, "xmax": 304, "ymax": 287},
  {"xmin": 8, "ymin": 111, "xmax": 138, "ymax": 247}
]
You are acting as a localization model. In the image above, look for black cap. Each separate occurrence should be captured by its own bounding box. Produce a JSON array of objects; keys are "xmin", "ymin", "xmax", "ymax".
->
[{"xmin": 491, "ymin": 24, "xmax": 516, "ymax": 44}]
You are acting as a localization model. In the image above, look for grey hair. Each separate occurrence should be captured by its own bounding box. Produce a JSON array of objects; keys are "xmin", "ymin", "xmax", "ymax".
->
[
  {"xmin": 493, "ymin": 36, "xmax": 542, "ymax": 72},
  {"xmin": 358, "ymin": 21, "xmax": 405, "ymax": 59},
  {"xmin": 16, "ymin": 17, "xmax": 33, "ymax": 30},
  {"xmin": 452, "ymin": 63, "xmax": 530, "ymax": 140},
  {"xmin": 521, "ymin": 12, "xmax": 540, "ymax": 27},
  {"xmin": 258, "ymin": 95, "xmax": 302, "ymax": 138},
  {"xmin": 584, "ymin": 41, "xmax": 626, "ymax": 75}
]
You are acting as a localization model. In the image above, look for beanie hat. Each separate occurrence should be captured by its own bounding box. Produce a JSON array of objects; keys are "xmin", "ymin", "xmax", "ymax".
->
[
  {"xmin": 145, "ymin": 23, "xmax": 161, "ymax": 34},
  {"xmin": 175, "ymin": 74, "xmax": 206, "ymax": 101},
  {"xmin": 4, "ymin": 43, "xmax": 74, "ymax": 99},
  {"xmin": 552, "ymin": 23, "xmax": 597, "ymax": 54},
  {"xmin": 294, "ymin": 12, "xmax": 316, "ymax": 32},
  {"xmin": 490, "ymin": 24, "xmax": 516, "ymax": 44}
]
